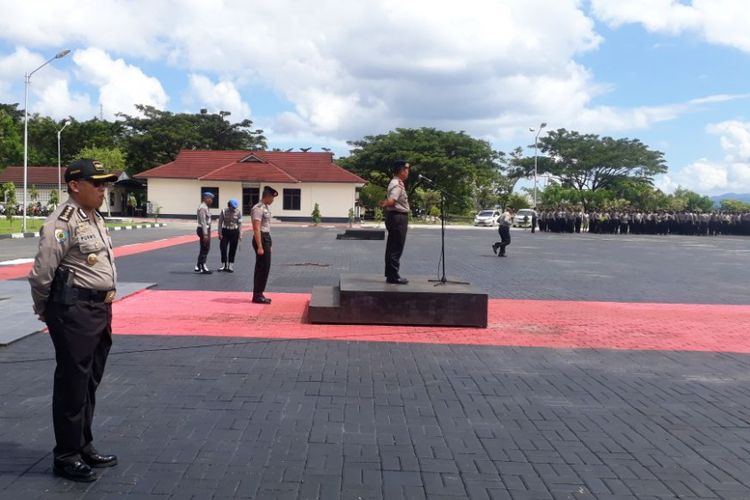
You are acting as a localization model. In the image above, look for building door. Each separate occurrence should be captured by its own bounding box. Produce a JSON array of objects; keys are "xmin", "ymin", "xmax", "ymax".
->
[{"xmin": 242, "ymin": 187, "xmax": 259, "ymax": 215}]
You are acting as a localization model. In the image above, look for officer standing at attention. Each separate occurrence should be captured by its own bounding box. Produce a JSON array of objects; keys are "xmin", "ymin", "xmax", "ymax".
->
[
  {"xmin": 251, "ymin": 186, "xmax": 278, "ymax": 304},
  {"xmin": 28, "ymin": 159, "xmax": 119, "ymax": 482},
  {"xmin": 492, "ymin": 207, "xmax": 513, "ymax": 257},
  {"xmin": 195, "ymin": 191, "xmax": 214, "ymax": 274},
  {"xmin": 378, "ymin": 160, "xmax": 410, "ymax": 284},
  {"xmin": 218, "ymin": 199, "xmax": 242, "ymax": 272}
]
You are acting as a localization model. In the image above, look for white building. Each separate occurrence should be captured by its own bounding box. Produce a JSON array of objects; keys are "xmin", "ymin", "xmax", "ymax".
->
[{"xmin": 135, "ymin": 150, "xmax": 366, "ymax": 221}]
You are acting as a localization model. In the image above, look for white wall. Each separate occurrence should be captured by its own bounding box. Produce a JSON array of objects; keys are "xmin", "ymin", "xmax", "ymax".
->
[
  {"xmin": 268, "ymin": 182, "xmax": 362, "ymax": 219},
  {"xmin": 146, "ymin": 178, "xmax": 242, "ymax": 216},
  {"xmin": 145, "ymin": 178, "xmax": 362, "ymax": 218}
]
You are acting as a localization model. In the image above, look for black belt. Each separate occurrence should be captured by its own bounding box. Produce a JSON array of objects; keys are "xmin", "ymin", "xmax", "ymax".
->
[
  {"xmin": 387, "ymin": 211, "xmax": 408, "ymax": 216},
  {"xmin": 73, "ymin": 287, "xmax": 117, "ymax": 303}
]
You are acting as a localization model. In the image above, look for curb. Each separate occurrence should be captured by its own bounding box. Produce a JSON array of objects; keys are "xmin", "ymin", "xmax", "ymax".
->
[{"xmin": 0, "ymin": 223, "xmax": 168, "ymax": 240}]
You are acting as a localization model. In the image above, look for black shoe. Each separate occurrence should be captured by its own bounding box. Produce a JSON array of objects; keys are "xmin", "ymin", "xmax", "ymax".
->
[
  {"xmin": 386, "ymin": 277, "xmax": 409, "ymax": 285},
  {"xmin": 252, "ymin": 296, "xmax": 272, "ymax": 304},
  {"xmin": 492, "ymin": 243, "xmax": 499, "ymax": 255},
  {"xmin": 194, "ymin": 265, "xmax": 201, "ymax": 273},
  {"xmin": 82, "ymin": 452, "xmax": 118, "ymax": 468},
  {"xmin": 498, "ymin": 253, "xmax": 506, "ymax": 257},
  {"xmin": 53, "ymin": 460, "xmax": 97, "ymax": 482},
  {"xmin": 217, "ymin": 264, "xmax": 226, "ymax": 272}
]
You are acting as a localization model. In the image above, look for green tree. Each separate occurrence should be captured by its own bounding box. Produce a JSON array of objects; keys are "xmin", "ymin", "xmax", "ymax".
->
[
  {"xmin": 118, "ymin": 105, "xmax": 267, "ymax": 173},
  {"xmin": 518, "ymin": 129, "xmax": 667, "ymax": 209},
  {"xmin": 74, "ymin": 146, "xmax": 127, "ymax": 172},
  {"xmin": 340, "ymin": 128, "xmax": 501, "ymax": 214},
  {"xmin": 29, "ymin": 185, "xmax": 38, "ymax": 203},
  {"xmin": 670, "ymin": 186, "xmax": 713, "ymax": 212},
  {"xmin": 505, "ymin": 192, "xmax": 531, "ymax": 210},
  {"xmin": 49, "ymin": 188, "xmax": 59, "ymax": 208},
  {"xmin": 720, "ymin": 199, "xmax": 750, "ymax": 212},
  {"xmin": 0, "ymin": 106, "xmax": 23, "ymax": 169},
  {"xmin": 2, "ymin": 181, "xmax": 17, "ymax": 228},
  {"xmin": 311, "ymin": 202, "xmax": 321, "ymax": 225}
]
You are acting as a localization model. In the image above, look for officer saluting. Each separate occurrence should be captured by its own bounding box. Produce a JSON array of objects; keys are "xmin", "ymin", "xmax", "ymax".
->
[
  {"xmin": 251, "ymin": 186, "xmax": 278, "ymax": 304},
  {"xmin": 28, "ymin": 159, "xmax": 119, "ymax": 482}
]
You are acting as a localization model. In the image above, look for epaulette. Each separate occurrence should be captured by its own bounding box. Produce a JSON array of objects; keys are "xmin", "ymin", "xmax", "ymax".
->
[
  {"xmin": 77, "ymin": 208, "xmax": 89, "ymax": 221},
  {"xmin": 58, "ymin": 205, "xmax": 75, "ymax": 222}
]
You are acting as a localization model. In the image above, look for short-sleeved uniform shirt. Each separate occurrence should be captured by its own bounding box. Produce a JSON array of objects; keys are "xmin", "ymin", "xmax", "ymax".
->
[
  {"xmin": 28, "ymin": 198, "xmax": 117, "ymax": 315},
  {"xmin": 386, "ymin": 177, "xmax": 409, "ymax": 213},
  {"xmin": 251, "ymin": 202, "xmax": 272, "ymax": 233}
]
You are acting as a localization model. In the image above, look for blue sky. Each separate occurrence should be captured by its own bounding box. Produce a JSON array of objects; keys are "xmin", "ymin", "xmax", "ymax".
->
[{"xmin": 1, "ymin": 0, "xmax": 749, "ymax": 195}]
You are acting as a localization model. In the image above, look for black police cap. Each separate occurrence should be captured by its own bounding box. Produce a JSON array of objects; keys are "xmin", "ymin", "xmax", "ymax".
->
[
  {"xmin": 65, "ymin": 159, "xmax": 118, "ymax": 183},
  {"xmin": 263, "ymin": 185, "xmax": 279, "ymax": 197}
]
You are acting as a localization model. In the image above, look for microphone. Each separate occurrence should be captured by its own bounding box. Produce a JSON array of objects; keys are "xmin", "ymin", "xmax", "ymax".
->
[{"xmin": 418, "ymin": 173, "xmax": 435, "ymax": 184}]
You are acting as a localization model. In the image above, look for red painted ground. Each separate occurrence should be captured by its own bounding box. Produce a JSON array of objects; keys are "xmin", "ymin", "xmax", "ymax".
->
[
  {"xmin": 113, "ymin": 290, "xmax": 750, "ymax": 353},
  {"xmin": 0, "ymin": 232, "xmax": 206, "ymax": 281}
]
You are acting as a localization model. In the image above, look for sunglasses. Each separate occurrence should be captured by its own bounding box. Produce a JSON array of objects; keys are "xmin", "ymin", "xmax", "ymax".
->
[{"xmin": 81, "ymin": 179, "xmax": 111, "ymax": 188}]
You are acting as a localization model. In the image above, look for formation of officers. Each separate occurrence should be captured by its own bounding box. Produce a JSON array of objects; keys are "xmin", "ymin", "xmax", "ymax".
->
[
  {"xmin": 537, "ymin": 209, "xmax": 750, "ymax": 236},
  {"xmin": 194, "ymin": 186, "xmax": 279, "ymax": 303}
]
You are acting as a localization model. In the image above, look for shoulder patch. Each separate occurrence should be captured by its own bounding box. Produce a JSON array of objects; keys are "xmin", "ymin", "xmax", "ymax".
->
[
  {"xmin": 54, "ymin": 228, "xmax": 68, "ymax": 243},
  {"xmin": 77, "ymin": 208, "xmax": 89, "ymax": 221},
  {"xmin": 58, "ymin": 205, "xmax": 75, "ymax": 222}
]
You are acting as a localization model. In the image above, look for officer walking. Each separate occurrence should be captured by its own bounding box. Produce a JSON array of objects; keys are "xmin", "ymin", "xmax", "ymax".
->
[
  {"xmin": 492, "ymin": 207, "xmax": 513, "ymax": 257},
  {"xmin": 251, "ymin": 186, "xmax": 278, "ymax": 304},
  {"xmin": 378, "ymin": 160, "xmax": 410, "ymax": 284},
  {"xmin": 218, "ymin": 199, "xmax": 242, "ymax": 272},
  {"xmin": 195, "ymin": 192, "xmax": 214, "ymax": 274},
  {"xmin": 28, "ymin": 159, "xmax": 119, "ymax": 482}
]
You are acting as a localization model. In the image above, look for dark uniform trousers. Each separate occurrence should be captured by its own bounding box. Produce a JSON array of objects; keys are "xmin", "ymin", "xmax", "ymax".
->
[
  {"xmin": 384, "ymin": 211, "xmax": 408, "ymax": 280},
  {"xmin": 46, "ymin": 300, "xmax": 112, "ymax": 460},
  {"xmin": 497, "ymin": 225, "xmax": 511, "ymax": 256},
  {"xmin": 196, "ymin": 227, "xmax": 210, "ymax": 266},
  {"xmin": 220, "ymin": 228, "xmax": 240, "ymax": 263},
  {"xmin": 252, "ymin": 233, "xmax": 272, "ymax": 297}
]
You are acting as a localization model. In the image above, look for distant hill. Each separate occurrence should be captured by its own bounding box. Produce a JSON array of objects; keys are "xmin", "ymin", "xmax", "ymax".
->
[{"xmin": 710, "ymin": 193, "xmax": 750, "ymax": 205}]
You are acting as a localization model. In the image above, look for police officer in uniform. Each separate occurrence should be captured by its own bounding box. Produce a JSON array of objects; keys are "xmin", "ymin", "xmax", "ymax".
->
[
  {"xmin": 378, "ymin": 160, "xmax": 410, "ymax": 284},
  {"xmin": 492, "ymin": 207, "xmax": 513, "ymax": 257},
  {"xmin": 195, "ymin": 192, "xmax": 214, "ymax": 274},
  {"xmin": 218, "ymin": 199, "xmax": 242, "ymax": 272},
  {"xmin": 28, "ymin": 159, "xmax": 119, "ymax": 482},
  {"xmin": 251, "ymin": 186, "xmax": 278, "ymax": 304}
]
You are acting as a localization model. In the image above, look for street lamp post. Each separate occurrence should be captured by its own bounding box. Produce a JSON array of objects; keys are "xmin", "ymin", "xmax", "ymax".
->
[
  {"xmin": 528, "ymin": 122, "xmax": 547, "ymax": 209},
  {"xmin": 56, "ymin": 119, "xmax": 71, "ymax": 204},
  {"xmin": 23, "ymin": 49, "xmax": 71, "ymax": 232}
]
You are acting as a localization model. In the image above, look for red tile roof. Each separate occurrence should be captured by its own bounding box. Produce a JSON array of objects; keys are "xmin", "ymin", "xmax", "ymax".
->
[
  {"xmin": 0, "ymin": 166, "xmax": 64, "ymax": 185},
  {"xmin": 135, "ymin": 150, "xmax": 365, "ymax": 184}
]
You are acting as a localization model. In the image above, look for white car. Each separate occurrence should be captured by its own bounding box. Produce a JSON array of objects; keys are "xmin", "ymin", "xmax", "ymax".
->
[
  {"xmin": 474, "ymin": 210, "xmax": 501, "ymax": 226},
  {"xmin": 513, "ymin": 209, "xmax": 536, "ymax": 227}
]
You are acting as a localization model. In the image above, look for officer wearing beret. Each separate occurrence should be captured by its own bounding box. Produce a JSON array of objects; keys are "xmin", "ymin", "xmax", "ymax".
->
[
  {"xmin": 378, "ymin": 160, "xmax": 410, "ymax": 284},
  {"xmin": 28, "ymin": 159, "xmax": 119, "ymax": 482},
  {"xmin": 195, "ymin": 191, "xmax": 214, "ymax": 274},
  {"xmin": 218, "ymin": 199, "xmax": 242, "ymax": 272},
  {"xmin": 251, "ymin": 186, "xmax": 278, "ymax": 304}
]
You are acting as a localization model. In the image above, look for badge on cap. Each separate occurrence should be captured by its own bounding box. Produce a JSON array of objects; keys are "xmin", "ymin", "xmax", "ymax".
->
[{"xmin": 86, "ymin": 253, "xmax": 98, "ymax": 266}]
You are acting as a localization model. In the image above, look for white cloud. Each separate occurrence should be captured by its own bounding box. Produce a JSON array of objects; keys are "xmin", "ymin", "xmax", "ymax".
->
[
  {"xmin": 185, "ymin": 75, "xmax": 251, "ymax": 121},
  {"xmin": 0, "ymin": 46, "xmax": 94, "ymax": 119},
  {"xmin": 0, "ymin": 0, "xmax": 745, "ymax": 144},
  {"xmin": 657, "ymin": 120, "xmax": 750, "ymax": 194},
  {"xmin": 73, "ymin": 48, "xmax": 168, "ymax": 118},
  {"xmin": 591, "ymin": 0, "xmax": 750, "ymax": 53}
]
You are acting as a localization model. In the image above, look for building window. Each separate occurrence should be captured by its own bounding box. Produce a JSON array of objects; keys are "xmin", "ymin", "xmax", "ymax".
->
[
  {"xmin": 242, "ymin": 187, "xmax": 259, "ymax": 215},
  {"xmin": 200, "ymin": 187, "xmax": 219, "ymax": 207},
  {"xmin": 283, "ymin": 189, "xmax": 301, "ymax": 211}
]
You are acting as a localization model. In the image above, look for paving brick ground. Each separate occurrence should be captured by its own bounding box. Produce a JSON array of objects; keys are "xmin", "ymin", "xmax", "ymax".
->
[{"xmin": 1, "ymin": 226, "xmax": 749, "ymax": 499}]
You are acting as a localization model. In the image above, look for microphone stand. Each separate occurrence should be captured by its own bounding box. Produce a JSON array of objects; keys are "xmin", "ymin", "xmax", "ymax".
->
[{"xmin": 419, "ymin": 175, "xmax": 469, "ymax": 286}]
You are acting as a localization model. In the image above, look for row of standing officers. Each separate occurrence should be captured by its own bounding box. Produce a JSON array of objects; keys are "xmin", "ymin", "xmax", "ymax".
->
[{"xmin": 537, "ymin": 210, "xmax": 750, "ymax": 236}]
